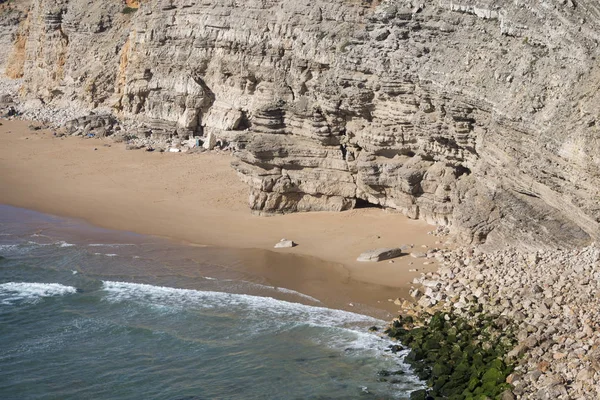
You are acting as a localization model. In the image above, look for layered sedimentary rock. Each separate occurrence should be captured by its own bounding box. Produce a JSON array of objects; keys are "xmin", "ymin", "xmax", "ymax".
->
[
  {"xmin": 0, "ymin": 0, "xmax": 29, "ymax": 88},
  {"xmin": 2, "ymin": 0, "xmax": 600, "ymax": 250}
]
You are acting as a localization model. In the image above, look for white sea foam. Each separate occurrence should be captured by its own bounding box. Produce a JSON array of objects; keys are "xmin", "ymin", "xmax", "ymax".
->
[
  {"xmin": 27, "ymin": 240, "xmax": 55, "ymax": 247},
  {"xmin": 88, "ymin": 243, "xmax": 135, "ymax": 247},
  {"xmin": 273, "ymin": 287, "xmax": 321, "ymax": 303},
  {"xmin": 0, "ymin": 243, "xmax": 39, "ymax": 256},
  {"xmin": 0, "ymin": 282, "xmax": 77, "ymax": 305},
  {"xmin": 93, "ymin": 253, "xmax": 118, "ymax": 257},
  {"xmin": 216, "ymin": 278, "xmax": 321, "ymax": 303},
  {"xmin": 101, "ymin": 281, "xmax": 379, "ymax": 329},
  {"xmin": 2, "ymin": 241, "xmax": 74, "ymax": 250},
  {"xmin": 100, "ymin": 281, "xmax": 424, "ymax": 391}
]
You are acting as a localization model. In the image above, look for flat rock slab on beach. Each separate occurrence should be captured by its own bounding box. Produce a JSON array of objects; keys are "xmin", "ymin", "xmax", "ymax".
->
[{"xmin": 357, "ymin": 247, "xmax": 406, "ymax": 262}]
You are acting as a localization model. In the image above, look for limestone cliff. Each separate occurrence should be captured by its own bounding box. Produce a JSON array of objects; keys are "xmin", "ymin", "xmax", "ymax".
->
[{"xmin": 2, "ymin": 0, "xmax": 600, "ymax": 250}]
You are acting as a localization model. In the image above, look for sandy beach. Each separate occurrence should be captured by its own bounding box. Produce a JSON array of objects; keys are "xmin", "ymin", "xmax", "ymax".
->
[{"xmin": 0, "ymin": 119, "xmax": 447, "ymax": 314}]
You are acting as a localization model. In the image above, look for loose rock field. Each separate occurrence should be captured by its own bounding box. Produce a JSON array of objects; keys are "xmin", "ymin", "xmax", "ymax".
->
[{"xmin": 401, "ymin": 245, "xmax": 600, "ymax": 399}]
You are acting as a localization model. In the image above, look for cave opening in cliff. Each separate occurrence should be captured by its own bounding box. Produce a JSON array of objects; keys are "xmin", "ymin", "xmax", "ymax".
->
[
  {"xmin": 235, "ymin": 111, "xmax": 251, "ymax": 131},
  {"xmin": 354, "ymin": 198, "xmax": 383, "ymax": 209}
]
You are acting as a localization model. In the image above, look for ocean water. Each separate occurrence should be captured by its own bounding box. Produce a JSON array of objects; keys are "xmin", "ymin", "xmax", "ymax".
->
[{"xmin": 0, "ymin": 206, "xmax": 423, "ymax": 399}]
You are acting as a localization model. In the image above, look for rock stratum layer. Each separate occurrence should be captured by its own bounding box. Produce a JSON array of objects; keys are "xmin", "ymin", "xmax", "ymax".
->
[{"xmin": 2, "ymin": 0, "xmax": 600, "ymax": 250}]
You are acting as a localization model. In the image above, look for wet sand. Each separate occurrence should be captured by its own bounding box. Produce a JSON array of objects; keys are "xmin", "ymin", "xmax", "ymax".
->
[{"xmin": 0, "ymin": 119, "xmax": 447, "ymax": 315}]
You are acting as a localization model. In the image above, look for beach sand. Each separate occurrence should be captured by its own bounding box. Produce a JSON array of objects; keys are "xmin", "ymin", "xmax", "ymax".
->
[{"xmin": 0, "ymin": 119, "xmax": 447, "ymax": 315}]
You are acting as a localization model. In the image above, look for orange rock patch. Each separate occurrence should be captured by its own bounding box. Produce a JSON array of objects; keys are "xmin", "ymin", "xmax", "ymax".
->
[{"xmin": 125, "ymin": 0, "xmax": 140, "ymax": 8}]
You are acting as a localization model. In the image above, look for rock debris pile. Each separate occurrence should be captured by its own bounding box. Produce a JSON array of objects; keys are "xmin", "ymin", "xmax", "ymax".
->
[
  {"xmin": 16, "ymin": 102, "xmax": 89, "ymax": 127},
  {"xmin": 65, "ymin": 113, "xmax": 121, "ymax": 137},
  {"xmin": 408, "ymin": 246, "xmax": 600, "ymax": 399}
]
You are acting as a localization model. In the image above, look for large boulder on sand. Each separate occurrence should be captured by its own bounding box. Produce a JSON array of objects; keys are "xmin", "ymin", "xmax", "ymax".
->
[{"xmin": 357, "ymin": 247, "xmax": 407, "ymax": 262}]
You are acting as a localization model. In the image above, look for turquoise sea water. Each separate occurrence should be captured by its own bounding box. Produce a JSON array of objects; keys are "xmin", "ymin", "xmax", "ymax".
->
[{"xmin": 0, "ymin": 206, "xmax": 422, "ymax": 399}]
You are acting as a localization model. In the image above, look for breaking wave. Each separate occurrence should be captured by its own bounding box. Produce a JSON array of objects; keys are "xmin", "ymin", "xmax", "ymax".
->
[{"xmin": 0, "ymin": 282, "xmax": 77, "ymax": 305}]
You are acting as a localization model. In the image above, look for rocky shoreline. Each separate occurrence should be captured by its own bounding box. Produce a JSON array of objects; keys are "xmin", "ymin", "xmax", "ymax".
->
[{"xmin": 391, "ymin": 244, "xmax": 600, "ymax": 399}]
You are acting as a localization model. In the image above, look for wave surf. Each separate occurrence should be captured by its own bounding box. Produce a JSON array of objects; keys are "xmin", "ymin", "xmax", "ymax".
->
[{"xmin": 0, "ymin": 282, "xmax": 77, "ymax": 305}]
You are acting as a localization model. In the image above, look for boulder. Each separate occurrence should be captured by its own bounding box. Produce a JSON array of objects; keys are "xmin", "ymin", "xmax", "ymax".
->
[
  {"xmin": 357, "ymin": 247, "xmax": 404, "ymax": 262},
  {"xmin": 203, "ymin": 132, "xmax": 216, "ymax": 150},
  {"xmin": 274, "ymin": 239, "xmax": 296, "ymax": 248}
]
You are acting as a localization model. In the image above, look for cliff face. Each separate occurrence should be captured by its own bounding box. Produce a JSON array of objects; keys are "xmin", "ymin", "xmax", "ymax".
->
[
  {"xmin": 0, "ymin": 1, "xmax": 29, "ymax": 79},
  {"xmin": 3, "ymin": 0, "xmax": 600, "ymax": 250}
]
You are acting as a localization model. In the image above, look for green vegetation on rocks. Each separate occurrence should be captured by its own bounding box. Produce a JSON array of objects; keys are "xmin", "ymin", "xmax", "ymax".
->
[
  {"xmin": 385, "ymin": 311, "xmax": 518, "ymax": 400},
  {"xmin": 121, "ymin": 6, "xmax": 137, "ymax": 14}
]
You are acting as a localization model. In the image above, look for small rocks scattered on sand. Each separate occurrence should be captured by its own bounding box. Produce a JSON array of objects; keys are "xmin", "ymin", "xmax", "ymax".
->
[
  {"xmin": 357, "ymin": 247, "xmax": 407, "ymax": 262},
  {"xmin": 403, "ymin": 245, "xmax": 600, "ymax": 399},
  {"xmin": 274, "ymin": 239, "xmax": 296, "ymax": 249}
]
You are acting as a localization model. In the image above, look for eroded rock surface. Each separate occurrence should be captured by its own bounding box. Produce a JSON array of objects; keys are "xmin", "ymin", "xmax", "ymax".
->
[{"xmin": 2, "ymin": 0, "xmax": 600, "ymax": 250}]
